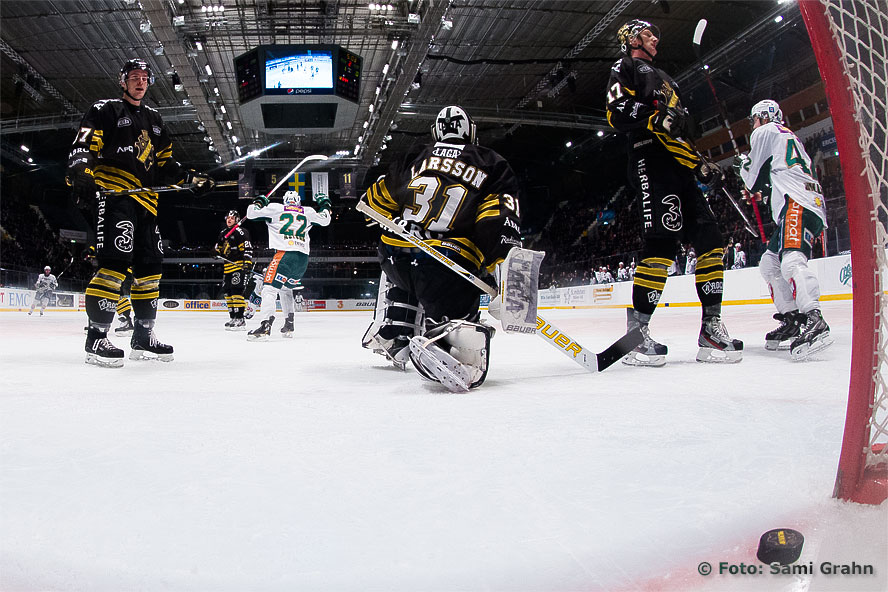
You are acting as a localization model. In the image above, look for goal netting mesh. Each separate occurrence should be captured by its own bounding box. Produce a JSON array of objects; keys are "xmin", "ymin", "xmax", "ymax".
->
[{"xmin": 801, "ymin": 0, "xmax": 887, "ymax": 504}]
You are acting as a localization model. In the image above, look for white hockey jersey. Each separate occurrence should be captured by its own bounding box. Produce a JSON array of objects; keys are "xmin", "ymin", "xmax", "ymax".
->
[
  {"xmin": 35, "ymin": 274, "xmax": 58, "ymax": 293},
  {"xmin": 246, "ymin": 202, "xmax": 331, "ymax": 253},
  {"xmin": 739, "ymin": 122, "xmax": 828, "ymax": 228}
]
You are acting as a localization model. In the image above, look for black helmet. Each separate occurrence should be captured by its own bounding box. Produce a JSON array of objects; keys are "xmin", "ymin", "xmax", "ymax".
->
[
  {"xmin": 120, "ymin": 58, "xmax": 155, "ymax": 86},
  {"xmin": 617, "ymin": 19, "xmax": 659, "ymax": 55}
]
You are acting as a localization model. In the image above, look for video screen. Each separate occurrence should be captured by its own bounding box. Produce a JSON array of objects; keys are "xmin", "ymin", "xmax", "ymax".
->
[{"xmin": 265, "ymin": 49, "xmax": 334, "ymax": 90}]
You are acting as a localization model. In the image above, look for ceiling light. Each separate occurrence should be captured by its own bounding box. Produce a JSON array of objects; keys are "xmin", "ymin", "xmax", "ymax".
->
[
  {"xmin": 368, "ymin": 104, "xmax": 374, "ymax": 113},
  {"xmin": 441, "ymin": 18, "xmax": 453, "ymax": 31},
  {"xmin": 139, "ymin": 19, "xmax": 151, "ymax": 33},
  {"xmin": 27, "ymin": 157, "xmax": 34, "ymax": 163},
  {"xmin": 382, "ymin": 64, "xmax": 389, "ymax": 75},
  {"xmin": 375, "ymin": 86, "xmax": 381, "ymax": 95},
  {"xmin": 565, "ymin": 141, "xmax": 572, "ymax": 148},
  {"xmin": 363, "ymin": 121, "xmax": 369, "ymax": 129},
  {"xmin": 20, "ymin": 145, "xmax": 29, "ymax": 152},
  {"xmin": 231, "ymin": 136, "xmax": 239, "ymax": 143},
  {"xmin": 596, "ymin": 130, "xmax": 605, "ymax": 137},
  {"xmin": 153, "ymin": 44, "xmax": 164, "ymax": 56},
  {"xmin": 173, "ymin": 15, "xmax": 185, "ymax": 26},
  {"xmin": 391, "ymin": 39, "xmax": 399, "ymax": 50},
  {"xmin": 220, "ymin": 104, "xmax": 226, "ymax": 113},
  {"xmin": 205, "ymin": 64, "xmax": 213, "ymax": 76},
  {"xmin": 774, "ymin": 15, "xmax": 784, "ymax": 23},
  {"xmin": 195, "ymin": 41, "xmax": 203, "ymax": 51},
  {"xmin": 236, "ymin": 146, "xmax": 243, "ymax": 156},
  {"xmin": 226, "ymin": 121, "xmax": 232, "ymax": 129},
  {"xmin": 354, "ymin": 144, "xmax": 361, "ymax": 155}
]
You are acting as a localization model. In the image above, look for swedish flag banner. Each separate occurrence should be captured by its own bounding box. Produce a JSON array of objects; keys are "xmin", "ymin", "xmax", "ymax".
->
[{"xmin": 286, "ymin": 172, "xmax": 306, "ymax": 199}]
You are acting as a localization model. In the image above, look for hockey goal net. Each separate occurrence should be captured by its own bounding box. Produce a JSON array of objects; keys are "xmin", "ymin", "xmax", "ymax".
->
[{"xmin": 799, "ymin": 0, "xmax": 888, "ymax": 505}]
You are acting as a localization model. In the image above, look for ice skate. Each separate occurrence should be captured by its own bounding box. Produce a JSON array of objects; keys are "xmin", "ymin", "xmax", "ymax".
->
[
  {"xmin": 280, "ymin": 314, "xmax": 295, "ymax": 338},
  {"xmin": 363, "ymin": 333, "xmax": 411, "ymax": 370},
  {"xmin": 114, "ymin": 316, "xmax": 134, "ymax": 334},
  {"xmin": 622, "ymin": 309, "xmax": 667, "ymax": 367},
  {"xmin": 764, "ymin": 311, "xmax": 804, "ymax": 350},
  {"xmin": 227, "ymin": 317, "xmax": 246, "ymax": 331},
  {"xmin": 790, "ymin": 309, "xmax": 834, "ymax": 360},
  {"xmin": 130, "ymin": 324, "xmax": 174, "ymax": 362},
  {"xmin": 224, "ymin": 317, "xmax": 235, "ymax": 328},
  {"xmin": 247, "ymin": 316, "xmax": 275, "ymax": 341},
  {"xmin": 697, "ymin": 315, "xmax": 743, "ymax": 363},
  {"xmin": 85, "ymin": 328, "xmax": 125, "ymax": 368}
]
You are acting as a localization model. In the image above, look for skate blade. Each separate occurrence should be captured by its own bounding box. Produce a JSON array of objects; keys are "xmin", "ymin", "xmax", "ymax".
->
[
  {"xmin": 622, "ymin": 352, "xmax": 666, "ymax": 367},
  {"xmin": 364, "ymin": 335, "xmax": 409, "ymax": 370},
  {"xmin": 225, "ymin": 325, "xmax": 247, "ymax": 332},
  {"xmin": 129, "ymin": 350, "xmax": 174, "ymax": 362},
  {"xmin": 408, "ymin": 337, "xmax": 470, "ymax": 393},
  {"xmin": 85, "ymin": 353, "xmax": 124, "ymax": 368},
  {"xmin": 114, "ymin": 328, "xmax": 134, "ymax": 335},
  {"xmin": 281, "ymin": 332, "xmax": 294, "ymax": 339},
  {"xmin": 765, "ymin": 339, "xmax": 792, "ymax": 351},
  {"xmin": 791, "ymin": 334, "xmax": 835, "ymax": 360},
  {"xmin": 246, "ymin": 334, "xmax": 270, "ymax": 342},
  {"xmin": 696, "ymin": 347, "xmax": 743, "ymax": 363}
]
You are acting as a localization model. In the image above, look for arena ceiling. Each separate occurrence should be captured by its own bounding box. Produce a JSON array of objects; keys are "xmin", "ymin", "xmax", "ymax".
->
[{"xmin": 0, "ymin": 0, "xmax": 805, "ymax": 185}]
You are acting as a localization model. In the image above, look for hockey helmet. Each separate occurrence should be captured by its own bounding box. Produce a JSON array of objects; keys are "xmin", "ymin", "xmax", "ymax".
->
[
  {"xmin": 283, "ymin": 191, "xmax": 301, "ymax": 207},
  {"xmin": 431, "ymin": 106, "xmax": 477, "ymax": 144},
  {"xmin": 617, "ymin": 19, "xmax": 659, "ymax": 55},
  {"xmin": 44, "ymin": 265, "xmax": 51, "ymax": 273},
  {"xmin": 120, "ymin": 58, "xmax": 155, "ymax": 87},
  {"xmin": 225, "ymin": 209, "xmax": 239, "ymax": 221},
  {"xmin": 749, "ymin": 99, "xmax": 783, "ymax": 125}
]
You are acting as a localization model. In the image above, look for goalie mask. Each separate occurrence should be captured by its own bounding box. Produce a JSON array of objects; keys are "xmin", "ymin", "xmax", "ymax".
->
[
  {"xmin": 431, "ymin": 106, "xmax": 477, "ymax": 144},
  {"xmin": 283, "ymin": 191, "xmax": 301, "ymax": 207},
  {"xmin": 749, "ymin": 99, "xmax": 784, "ymax": 126},
  {"xmin": 119, "ymin": 58, "xmax": 155, "ymax": 87},
  {"xmin": 617, "ymin": 19, "xmax": 659, "ymax": 56}
]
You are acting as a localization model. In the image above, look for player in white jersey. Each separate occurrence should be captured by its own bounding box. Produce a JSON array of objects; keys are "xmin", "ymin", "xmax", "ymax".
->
[
  {"xmin": 734, "ymin": 99, "xmax": 832, "ymax": 359},
  {"xmin": 29, "ymin": 266, "xmax": 58, "ymax": 316},
  {"xmin": 244, "ymin": 190, "xmax": 331, "ymax": 340}
]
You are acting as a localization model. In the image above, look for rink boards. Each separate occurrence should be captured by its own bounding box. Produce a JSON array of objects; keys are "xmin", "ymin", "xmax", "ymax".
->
[{"xmin": 0, "ymin": 252, "xmax": 857, "ymax": 314}]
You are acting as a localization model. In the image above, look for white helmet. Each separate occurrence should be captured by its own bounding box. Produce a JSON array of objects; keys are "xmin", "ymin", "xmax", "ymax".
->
[
  {"xmin": 749, "ymin": 99, "xmax": 783, "ymax": 125},
  {"xmin": 44, "ymin": 266, "xmax": 51, "ymax": 273},
  {"xmin": 431, "ymin": 105, "xmax": 476, "ymax": 144},
  {"xmin": 283, "ymin": 191, "xmax": 301, "ymax": 207}
]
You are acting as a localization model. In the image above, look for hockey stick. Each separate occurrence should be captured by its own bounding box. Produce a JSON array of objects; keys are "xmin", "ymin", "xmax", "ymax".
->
[
  {"xmin": 221, "ymin": 155, "xmax": 329, "ymax": 241},
  {"xmin": 55, "ymin": 255, "xmax": 75, "ymax": 280},
  {"xmin": 102, "ymin": 180, "xmax": 238, "ymax": 196},
  {"xmin": 356, "ymin": 200, "xmax": 643, "ymax": 373},
  {"xmin": 693, "ymin": 19, "xmax": 766, "ymax": 243}
]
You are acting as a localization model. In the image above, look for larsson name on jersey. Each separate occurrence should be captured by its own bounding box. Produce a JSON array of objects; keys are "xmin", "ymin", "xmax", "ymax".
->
[{"xmin": 410, "ymin": 156, "xmax": 489, "ymax": 189}]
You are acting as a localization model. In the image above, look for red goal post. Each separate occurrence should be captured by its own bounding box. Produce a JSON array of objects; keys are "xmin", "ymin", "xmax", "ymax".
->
[{"xmin": 799, "ymin": 0, "xmax": 887, "ymax": 505}]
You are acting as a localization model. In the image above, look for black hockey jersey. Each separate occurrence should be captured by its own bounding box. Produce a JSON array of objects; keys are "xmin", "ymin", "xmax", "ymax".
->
[
  {"xmin": 364, "ymin": 140, "xmax": 522, "ymax": 272},
  {"xmin": 216, "ymin": 226, "xmax": 253, "ymax": 273},
  {"xmin": 67, "ymin": 99, "xmax": 186, "ymax": 216},
  {"xmin": 606, "ymin": 56, "xmax": 701, "ymax": 170}
]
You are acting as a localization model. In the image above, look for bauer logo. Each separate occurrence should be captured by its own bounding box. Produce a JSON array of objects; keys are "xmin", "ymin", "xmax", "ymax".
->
[
  {"xmin": 184, "ymin": 300, "xmax": 210, "ymax": 309},
  {"xmin": 117, "ymin": 117, "xmax": 131, "ymax": 127},
  {"xmin": 162, "ymin": 300, "xmax": 180, "ymax": 309}
]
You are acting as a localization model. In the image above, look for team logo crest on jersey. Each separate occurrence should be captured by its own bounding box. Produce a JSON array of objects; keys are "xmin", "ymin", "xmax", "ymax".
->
[
  {"xmin": 152, "ymin": 125, "xmax": 161, "ymax": 135},
  {"xmin": 134, "ymin": 130, "xmax": 154, "ymax": 170},
  {"xmin": 637, "ymin": 63, "xmax": 653, "ymax": 74},
  {"xmin": 117, "ymin": 117, "xmax": 132, "ymax": 127}
]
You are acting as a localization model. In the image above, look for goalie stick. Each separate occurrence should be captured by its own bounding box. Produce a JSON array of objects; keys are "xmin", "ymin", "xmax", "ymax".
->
[
  {"xmin": 356, "ymin": 200, "xmax": 643, "ymax": 373},
  {"xmin": 693, "ymin": 19, "xmax": 767, "ymax": 243},
  {"xmin": 55, "ymin": 255, "xmax": 75, "ymax": 280}
]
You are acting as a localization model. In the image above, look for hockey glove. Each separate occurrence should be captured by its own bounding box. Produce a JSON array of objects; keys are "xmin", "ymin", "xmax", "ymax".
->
[
  {"xmin": 732, "ymin": 154, "xmax": 751, "ymax": 178},
  {"xmin": 695, "ymin": 160, "xmax": 725, "ymax": 189},
  {"xmin": 650, "ymin": 105, "xmax": 690, "ymax": 138},
  {"xmin": 185, "ymin": 170, "xmax": 216, "ymax": 196},
  {"xmin": 68, "ymin": 170, "xmax": 97, "ymax": 204},
  {"xmin": 252, "ymin": 195, "xmax": 270, "ymax": 208},
  {"xmin": 314, "ymin": 192, "xmax": 331, "ymax": 213}
]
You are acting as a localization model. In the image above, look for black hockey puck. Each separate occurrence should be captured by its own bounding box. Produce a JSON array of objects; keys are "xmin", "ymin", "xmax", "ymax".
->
[{"xmin": 756, "ymin": 528, "xmax": 804, "ymax": 565}]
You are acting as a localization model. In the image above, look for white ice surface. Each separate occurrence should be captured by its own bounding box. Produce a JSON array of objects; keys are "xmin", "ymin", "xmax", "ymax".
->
[{"xmin": 1, "ymin": 301, "xmax": 885, "ymax": 591}]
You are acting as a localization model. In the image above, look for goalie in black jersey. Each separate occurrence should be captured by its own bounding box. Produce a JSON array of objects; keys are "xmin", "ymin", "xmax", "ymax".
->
[
  {"xmin": 606, "ymin": 19, "xmax": 742, "ymax": 366},
  {"xmin": 361, "ymin": 105, "xmax": 522, "ymax": 390},
  {"xmin": 67, "ymin": 58, "xmax": 215, "ymax": 367}
]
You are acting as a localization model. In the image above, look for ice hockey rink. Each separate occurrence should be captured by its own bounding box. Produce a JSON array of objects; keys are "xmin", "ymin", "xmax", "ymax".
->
[{"xmin": 1, "ymin": 300, "xmax": 885, "ymax": 592}]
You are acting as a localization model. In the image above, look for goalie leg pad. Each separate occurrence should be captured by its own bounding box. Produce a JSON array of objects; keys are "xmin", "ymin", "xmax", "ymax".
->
[
  {"xmin": 408, "ymin": 319, "xmax": 494, "ymax": 392},
  {"xmin": 362, "ymin": 272, "xmax": 424, "ymax": 370}
]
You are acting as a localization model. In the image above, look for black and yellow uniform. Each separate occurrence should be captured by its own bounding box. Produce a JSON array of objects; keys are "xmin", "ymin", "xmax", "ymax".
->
[
  {"xmin": 606, "ymin": 54, "xmax": 725, "ymax": 319},
  {"xmin": 215, "ymin": 225, "xmax": 253, "ymax": 319},
  {"xmin": 364, "ymin": 139, "xmax": 521, "ymax": 321},
  {"xmin": 68, "ymin": 97, "xmax": 185, "ymax": 330}
]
